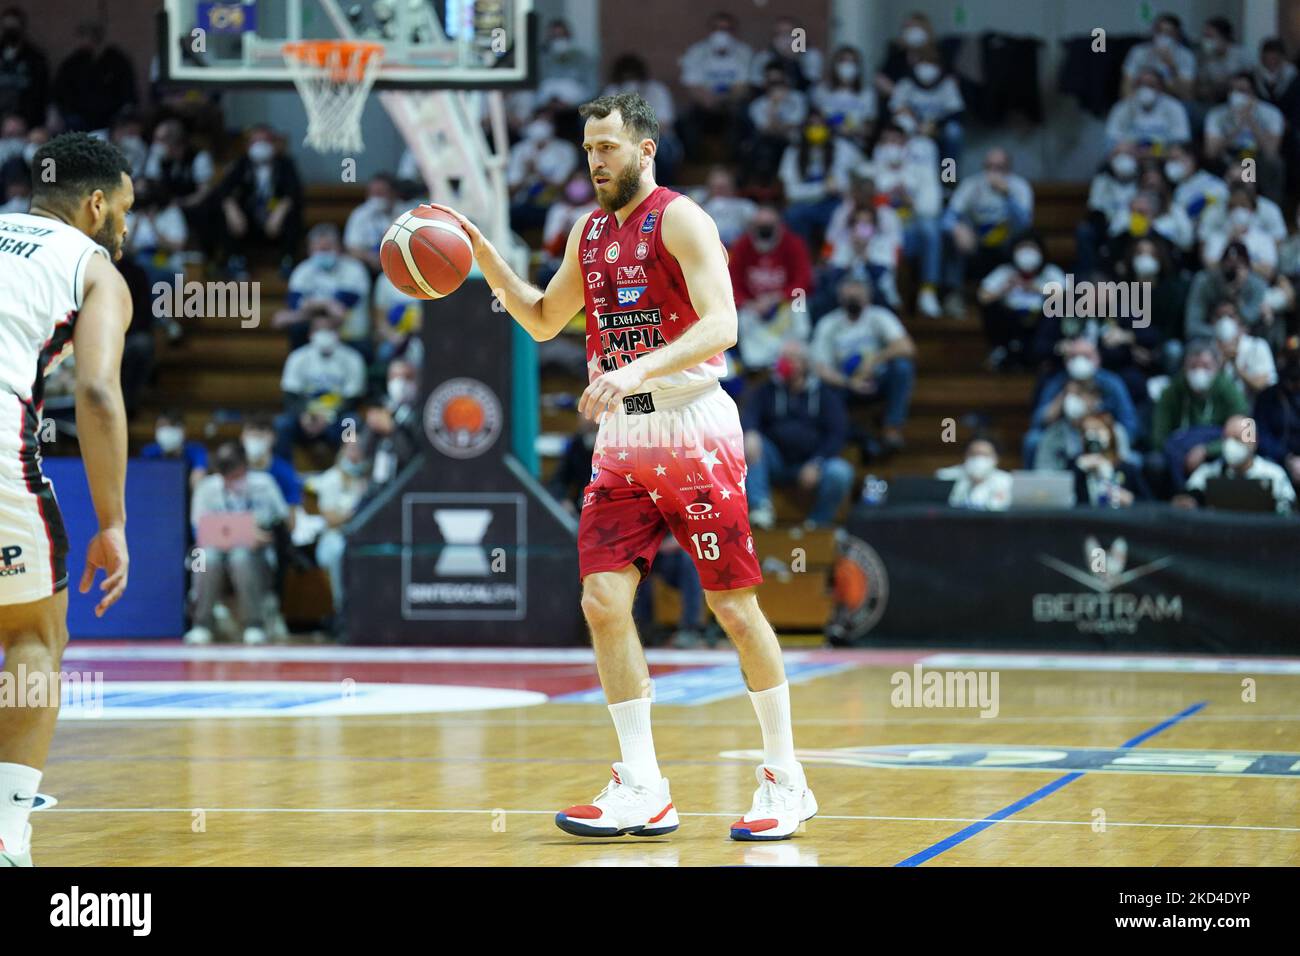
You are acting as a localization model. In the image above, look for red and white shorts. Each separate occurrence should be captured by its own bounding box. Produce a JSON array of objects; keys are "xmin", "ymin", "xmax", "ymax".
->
[{"xmin": 577, "ymin": 381, "xmax": 762, "ymax": 591}]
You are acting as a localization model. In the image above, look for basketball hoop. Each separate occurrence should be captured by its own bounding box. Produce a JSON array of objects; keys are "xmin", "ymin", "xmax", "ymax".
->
[{"xmin": 282, "ymin": 40, "xmax": 385, "ymax": 153}]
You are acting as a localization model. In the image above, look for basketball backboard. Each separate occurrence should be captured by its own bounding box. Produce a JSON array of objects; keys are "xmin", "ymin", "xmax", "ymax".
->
[{"xmin": 157, "ymin": 0, "xmax": 535, "ymax": 88}]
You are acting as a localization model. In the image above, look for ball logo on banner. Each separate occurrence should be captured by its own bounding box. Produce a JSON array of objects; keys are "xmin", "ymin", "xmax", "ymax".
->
[
  {"xmin": 424, "ymin": 377, "xmax": 503, "ymax": 459},
  {"xmin": 829, "ymin": 534, "xmax": 888, "ymax": 641}
]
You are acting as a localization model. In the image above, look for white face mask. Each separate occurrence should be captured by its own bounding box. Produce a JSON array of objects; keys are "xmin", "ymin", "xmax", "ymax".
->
[
  {"xmin": 311, "ymin": 328, "xmax": 339, "ymax": 352},
  {"xmin": 1132, "ymin": 253, "xmax": 1160, "ymax": 278},
  {"xmin": 156, "ymin": 426, "xmax": 183, "ymax": 452},
  {"xmin": 1222, "ymin": 436, "xmax": 1251, "ymax": 467},
  {"xmin": 248, "ymin": 140, "xmax": 274, "ymax": 164},
  {"xmin": 1154, "ymin": 33, "xmax": 1175, "ymax": 50},
  {"xmin": 1013, "ymin": 247, "xmax": 1042, "ymax": 273},
  {"xmin": 387, "ymin": 377, "xmax": 415, "ymax": 405},
  {"xmin": 1063, "ymin": 393, "xmax": 1090, "ymax": 421},
  {"xmin": 876, "ymin": 143, "xmax": 904, "ymax": 166},
  {"xmin": 1186, "ymin": 366, "xmax": 1215, "ymax": 392},
  {"xmin": 902, "ymin": 25, "xmax": 928, "ymax": 48},
  {"xmin": 524, "ymin": 120, "xmax": 553, "ymax": 142},
  {"xmin": 1201, "ymin": 37, "xmax": 1221, "ymax": 55},
  {"xmin": 1067, "ymin": 355, "xmax": 1098, "ymax": 381},
  {"xmin": 914, "ymin": 62, "xmax": 941, "ymax": 85},
  {"xmin": 1229, "ymin": 207, "xmax": 1253, "ymax": 228},
  {"xmin": 1214, "ymin": 317, "xmax": 1240, "ymax": 342},
  {"xmin": 1110, "ymin": 153, "xmax": 1137, "ymax": 178},
  {"xmin": 709, "ymin": 30, "xmax": 732, "ymax": 50},
  {"xmin": 21, "ymin": 141, "xmax": 38, "ymax": 165},
  {"xmin": 1135, "ymin": 86, "xmax": 1158, "ymax": 108},
  {"xmin": 242, "ymin": 435, "xmax": 271, "ymax": 460},
  {"xmin": 964, "ymin": 454, "xmax": 995, "ymax": 480},
  {"xmin": 549, "ymin": 36, "xmax": 571, "ymax": 55},
  {"xmin": 1229, "ymin": 90, "xmax": 1252, "ymax": 110},
  {"xmin": 895, "ymin": 112, "xmax": 917, "ymax": 134},
  {"xmin": 1164, "ymin": 159, "xmax": 1189, "ymax": 182},
  {"xmin": 835, "ymin": 61, "xmax": 859, "ymax": 83}
]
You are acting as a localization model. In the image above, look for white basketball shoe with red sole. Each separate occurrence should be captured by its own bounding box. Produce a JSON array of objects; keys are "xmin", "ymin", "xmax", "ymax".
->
[
  {"xmin": 730, "ymin": 763, "xmax": 818, "ymax": 841},
  {"xmin": 555, "ymin": 763, "xmax": 679, "ymax": 838}
]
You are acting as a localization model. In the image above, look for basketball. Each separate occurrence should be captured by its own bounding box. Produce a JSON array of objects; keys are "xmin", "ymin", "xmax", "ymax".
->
[{"xmin": 380, "ymin": 205, "xmax": 474, "ymax": 299}]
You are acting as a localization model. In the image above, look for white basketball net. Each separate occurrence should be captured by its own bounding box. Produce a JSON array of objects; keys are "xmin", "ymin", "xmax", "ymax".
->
[{"xmin": 282, "ymin": 41, "xmax": 385, "ymax": 153}]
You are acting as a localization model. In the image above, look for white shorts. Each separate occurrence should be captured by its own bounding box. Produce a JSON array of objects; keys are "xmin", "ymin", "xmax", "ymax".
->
[{"xmin": 0, "ymin": 474, "xmax": 68, "ymax": 606}]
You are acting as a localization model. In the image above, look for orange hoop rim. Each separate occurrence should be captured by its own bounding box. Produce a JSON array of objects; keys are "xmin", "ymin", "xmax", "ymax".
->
[{"xmin": 281, "ymin": 40, "xmax": 385, "ymax": 78}]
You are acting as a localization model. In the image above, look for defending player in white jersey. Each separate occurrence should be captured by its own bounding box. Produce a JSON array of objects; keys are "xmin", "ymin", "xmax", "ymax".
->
[{"xmin": 0, "ymin": 133, "xmax": 133, "ymax": 866}]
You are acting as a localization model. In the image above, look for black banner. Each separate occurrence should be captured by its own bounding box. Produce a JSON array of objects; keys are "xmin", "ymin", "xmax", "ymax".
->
[{"xmin": 840, "ymin": 505, "xmax": 1300, "ymax": 653}]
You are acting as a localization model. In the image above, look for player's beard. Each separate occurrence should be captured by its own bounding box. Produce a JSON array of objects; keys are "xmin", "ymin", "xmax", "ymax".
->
[
  {"xmin": 92, "ymin": 211, "xmax": 123, "ymax": 260},
  {"xmin": 596, "ymin": 159, "xmax": 642, "ymax": 213}
]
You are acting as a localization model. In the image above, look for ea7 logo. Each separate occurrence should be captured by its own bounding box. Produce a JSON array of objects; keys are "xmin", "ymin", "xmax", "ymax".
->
[
  {"xmin": 617, "ymin": 286, "xmax": 647, "ymax": 306},
  {"xmin": 581, "ymin": 248, "xmax": 598, "ymax": 264},
  {"xmin": 617, "ymin": 265, "xmax": 647, "ymax": 282}
]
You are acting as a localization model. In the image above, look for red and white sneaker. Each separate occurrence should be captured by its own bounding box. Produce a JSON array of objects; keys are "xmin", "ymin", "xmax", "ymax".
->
[
  {"xmin": 555, "ymin": 762, "xmax": 679, "ymax": 838},
  {"xmin": 730, "ymin": 763, "xmax": 818, "ymax": 841}
]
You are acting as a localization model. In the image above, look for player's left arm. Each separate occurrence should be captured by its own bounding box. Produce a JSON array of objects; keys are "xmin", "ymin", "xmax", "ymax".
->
[{"xmin": 577, "ymin": 199, "xmax": 737, "ymax": 418}]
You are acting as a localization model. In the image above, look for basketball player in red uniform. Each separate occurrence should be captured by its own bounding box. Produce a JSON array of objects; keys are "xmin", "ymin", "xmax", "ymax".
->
[{"xmin": 432, "ymin": 92, "xmax": 815, "ymax": 840}]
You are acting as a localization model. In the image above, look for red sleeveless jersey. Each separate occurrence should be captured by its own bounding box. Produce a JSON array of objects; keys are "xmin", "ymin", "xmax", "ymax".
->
[{"xmin": 578, "ymin": 186, "xmax": 727, "ymax": 391}]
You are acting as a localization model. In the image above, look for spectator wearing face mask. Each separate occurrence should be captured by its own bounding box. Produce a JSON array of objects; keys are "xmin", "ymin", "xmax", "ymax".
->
[
  {"xmin": 1116, "ymin": 238, "xmax": 1188, "ymax": 376},
  {"xmin": 1185, "ymin": 240, "xmax": 1269, "ymax": 341},
  {"xmin": 1194, "ymin": 18, "xmax": 1252, "ymax": 110},
  {"xmin": 1121, "ymin": 14, "xmax": 1195, "ymax": 101},
  {"xmin": 678, "ymin": 12, "xmax": 753, "ymax": 161},
  {"xmin": 535, "ymin": 18, "xmax": 596, "ymax": 111},
  {"xmin": 0, "ymin": 8, "xmax": 48, "ymax": 129},
  {"xmin": 212, "ymin": 124, "xmax": 303, "ymax": 278},
  {"xmin": 751, "ymin": 15, "xmax": 823, "ymax": 91},
  {"xmin": 1107, "ymin": 171, "xmax": 1193, "ymax": 262},
  {"xmin": 977, "ymin": 235, "xmax": 1065, "ymax": 372},
  {"xmin": 241, "ymin": 414, "xmax": 303, "ymax": 511},
  {"xmin": 1034, "ymin": 380, "xmax": 1132, "ymax": 470},
  {"xmin": 1076, "ymin": 145, "xmax": 1141, "ymax": 279},
  {"xmin": 942, "ymin": 148, "xmax": 1033, "ymax": 311},
  {"xmin": 141, "ymin": 409, "xmax": 207, "ymax": 491},
  {"xmin": 276, "ymin": 223, "xmax": 373, "ymax": 356},
  {"xmin": 507, "ymin": 112, "xmax": 578, "ymax": 232},
  {"xmin": 124, "ymin": 177, "xmax": 188, "ymax": 285},
  {"xmin": 312, "ymin": 441, "xmax": 373, "ymax": 628},
  {"xmin": 1177, "ymin": 414, "xmax": 1295, "ymax": 513},
  {"xmin": 887, "ymin": 48, "xmax": 965, "ymax": 163},
  {"xmin": 361, "ymin": 359, "xmax": 422, "ymax": 487},
  {"xmin": 1199, "ymin": 185, "xmax": 1281, "ymax": 275},
  {"xmin": 603, "ymin": 54, "xmax": 680, "ymax": 184},
  {"xmin": 344, "ymin": 173, "xmax": 400, "ymax": 274},
  {"xmin": 1205, "ymin": 73, "xmax": 1284, "ymax": 203},
  {"xmin": 186, "ymin": 442, "xmax": 291, "ymax": 646},
  {"xmin": 101, "ymin": 111, "xmax": 147, "ymax": 179},
  {"xmin": 693, "ymin": 165, "xmax": 757, "ymax": 248},
  {"xmin": 1162, "ymin": 143, "xmax": 1228, "ymax": 228},
  {"xmin": 872, "ymin": 122, "xmax": 943, "ymax": 317},
  {"xmin": 1104, "ymin": 70, "xmax": 1190, "ymax": 156},
  {"xmin": 274, "ymin": 313, "xmax": 369, "ymax": 461},
  {"xmin": 729, "ymin": 205, "xmax": 814, "ymax": 371},
  {"xmin": 1212, "ymin": 305, "xmax": 1277, "ymax": 399},
  {"xmin": 1253, "ymin": 343, "xmax": 1300, "ymax": 486},
  {"xmin": 1151, "ymin": 340, "xmax": 1249, "ymax": 490},
  {"xmin": 1026, "ymin": 338, "xmax": 1139, "ymax": 468},
  {"xmin": 538, "ymin": 169, "xmax": 596, "ymax": 286},
  {"xmin": 1255, "ymin": 38, "xmax": 1300, "ymax": 122},
  {"xmin": 811, "ymin": 279, "xmax": 915, "ymax": 452},
  {"xmin": 1071, "ymin": 412, "xmax": 1144, "ymax": 507},
  {"xmin": 938, "ymin": 438, "xmax": 1012, "ymax": 512},
  {"xmin": 778, "ymin": 110, "xmax": 863, "ymax": 248},
  {"xmin": 743, "ymin": 341, "xmax": 853, "ymax": 530},
  {"xmin": 822, "ymin": 202, "xmax": 903, "ymax": 313},
  {"xmin": 812, "ymin": 46, "xmax": 877, "ymax": 146},
  {"xmin": 143, "ymin": 118, "xmax": 216, "ymax": 234},
  {"xmin": 743, "ymin": 63, "xmax": 809, "ymax": 182},
  {"xmin": 875, "ymin": 13, "xmax": 938, "ymax": 100}
]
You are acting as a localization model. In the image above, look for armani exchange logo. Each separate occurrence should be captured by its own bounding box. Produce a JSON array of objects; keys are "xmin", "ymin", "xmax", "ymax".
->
[{"xmin": 1034, "ymin": 536, "xmax": 1181, "ymax": 634}]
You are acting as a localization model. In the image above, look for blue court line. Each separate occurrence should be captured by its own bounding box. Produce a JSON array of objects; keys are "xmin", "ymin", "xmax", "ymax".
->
[{"xmin": 894, "ymin": 701, "xmax": 1208, "ymax": 867}]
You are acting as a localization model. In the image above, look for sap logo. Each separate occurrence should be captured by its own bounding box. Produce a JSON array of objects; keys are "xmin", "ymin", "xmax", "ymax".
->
[
  {"xmin": 586, "ymin": 271, "xmax": 605, "ymax": 287},
  {"xmin": 581, "ymin": 248, "xmax": 599, "ymax": 264},
  {"xmin": 617, "ymin": 286, "xmax": 647, "ymax": 306},
  {"xmin": 0, "ymin": 544, "xmax": 25, "ymax": 577},
  {"xmin": 641, "ymin": 210, "xmax": 659, "ymax": 233},
  {"xmin": 617, "ymin": 265, "xmax": 647, "ymax": 283},
  {"xmin": 586, "ymin": 216, "xmax": 608, "ymax": 241}
]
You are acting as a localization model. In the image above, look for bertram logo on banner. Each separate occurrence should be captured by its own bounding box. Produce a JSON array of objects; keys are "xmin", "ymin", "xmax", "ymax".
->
[
  {"xmin": 1034, "ymin": 535, "xmax": 1182, "ymax": 635},
  {"xmin": 401, "ymin": 493, "xmax": 527, "ymax": 620},
  {"xmin": 423, "ymin": 377, "xmax": 503, "ymax": 459}
]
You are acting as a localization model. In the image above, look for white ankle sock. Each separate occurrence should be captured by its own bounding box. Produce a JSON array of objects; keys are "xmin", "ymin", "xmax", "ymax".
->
[
  {"xmin": 0, "ymin": 762, "xmax": 41, "ymax": 853},
  {"xmin": 608, "ymin": 697, "xmax": 661, "ymax": 782},
  {"xmin": 749, "ymin": 681, "xmax": 798, "ymax": 773}
]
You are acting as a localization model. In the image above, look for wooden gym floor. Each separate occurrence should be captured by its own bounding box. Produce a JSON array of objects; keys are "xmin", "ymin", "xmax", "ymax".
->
[{"xmin": 29, "ymin": 645, "xmax": 1300, "ymax": 866}]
